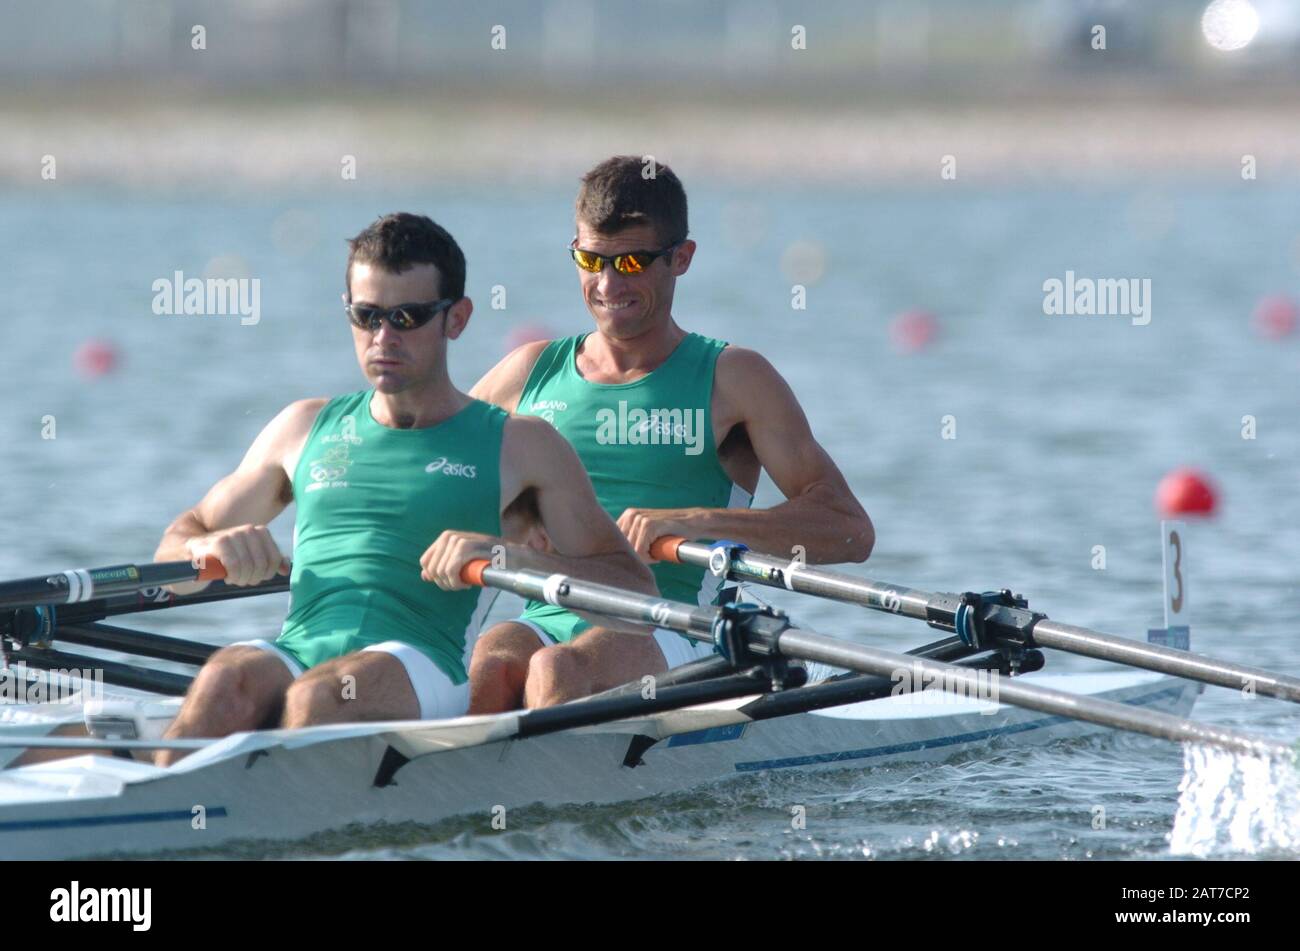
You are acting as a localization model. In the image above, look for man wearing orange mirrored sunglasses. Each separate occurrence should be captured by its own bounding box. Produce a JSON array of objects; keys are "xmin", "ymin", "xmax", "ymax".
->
[{"xmin": 469, "ymin": 155, "xmax": 875, "ymax": 712}]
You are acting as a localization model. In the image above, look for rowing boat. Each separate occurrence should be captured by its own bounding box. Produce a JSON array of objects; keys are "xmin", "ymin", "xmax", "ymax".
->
[
  {"xmin": 0, "ymin": 542, "xmax": 1294, "ymax": 860},
  {"xmin": 0, "ymin": 671, "xmax": 1197, "ymax": 859}
]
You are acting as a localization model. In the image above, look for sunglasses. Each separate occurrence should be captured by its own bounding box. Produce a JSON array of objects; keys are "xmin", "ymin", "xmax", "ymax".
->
[
  {"xmin": 569, "ymin": 240, "xmax": 682, "ymax": 275},
  {"xmin": 345, "ymin": 298, "xmax": 455, "ymax": 331}
]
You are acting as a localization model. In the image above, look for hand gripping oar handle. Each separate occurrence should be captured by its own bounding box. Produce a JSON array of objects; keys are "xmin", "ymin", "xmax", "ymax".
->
[{"xmin": 0, "ymin": 558, "xmax": 227, "ymax": 610}]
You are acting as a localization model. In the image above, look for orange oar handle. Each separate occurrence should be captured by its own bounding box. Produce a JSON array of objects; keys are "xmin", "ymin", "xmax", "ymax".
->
[
  {"xmin": 460, "ymin": 559, "xmax": 491, "ymax": 586},
  {"xmin": 195, "ymin": 559, "xmax": 228, "ymax": 582},
  {"xmin": 648, "ymin": 536, "xmax": 686, "ymax": 563}
]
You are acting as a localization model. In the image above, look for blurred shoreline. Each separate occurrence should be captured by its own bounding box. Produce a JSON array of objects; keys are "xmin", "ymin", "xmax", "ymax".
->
[{"xmin": 4, "ymin": 83, "xmax": 1300, "ymax": 188}]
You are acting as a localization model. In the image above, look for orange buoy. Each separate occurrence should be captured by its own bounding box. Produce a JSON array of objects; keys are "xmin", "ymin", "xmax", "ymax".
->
[{"xmin": 1155, "ymin": 467, "xmax": 1219, "ymax": 518}]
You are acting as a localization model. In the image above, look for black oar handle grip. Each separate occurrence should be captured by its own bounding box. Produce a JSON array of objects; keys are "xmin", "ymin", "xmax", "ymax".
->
[{"xmin": 649, "ymin": 536, "xmax": 685, "ymax": 563}]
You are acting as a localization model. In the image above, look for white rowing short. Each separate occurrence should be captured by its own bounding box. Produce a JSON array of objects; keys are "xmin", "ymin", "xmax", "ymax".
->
[
  {"xmin": 515, "ymin": 624, "xmax": 716, "ymax": 669},
  {"xmin": 230, "ymin": 639, "xmax": 468, "ymax": 720}
]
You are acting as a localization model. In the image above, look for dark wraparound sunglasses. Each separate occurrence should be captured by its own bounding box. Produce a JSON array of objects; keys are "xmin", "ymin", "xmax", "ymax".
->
[
  {"xmin": 345, "ymin": 298, "xmax": 455, "ymax": 331},
  {"xmin": 569, "ymin": 240, "xmax": 683, "ymax": 275}
]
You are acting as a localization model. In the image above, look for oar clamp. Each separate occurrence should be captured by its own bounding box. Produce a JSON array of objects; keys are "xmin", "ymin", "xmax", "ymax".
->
[
  {"xmin": 955, "ymin": 589, "xmax": 1033, "ymax": 649},
  {"xmin": 706, "ymin": 540, "xmax": 749, "ymax": 578},
  {"xmin": 710, "ymin": 601, "xmax": 799, "ymax": 690},
  {"xmin": 2, "ymin": 605, "xmax": 54, "ymax": 651}
]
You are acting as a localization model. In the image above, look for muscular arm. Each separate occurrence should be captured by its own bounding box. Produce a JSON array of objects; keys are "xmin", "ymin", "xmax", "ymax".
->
[
  {"xmin": 620, "ymin": 348, "xmax": 874, "ymax": 564},
  {"xmin": 469, "ymin": 340, "xmax": 550, "ymax": 412},
  {"xmin": 155, "ymin": 399, "xmax": 323, "ymax": 589},
  {"xmin": 421, "ymin": 415, "xmax": 657, "ymax": 632},
  {"xmin": 498, "ymin": 416, "xmax": 657, "ymax": 597}
]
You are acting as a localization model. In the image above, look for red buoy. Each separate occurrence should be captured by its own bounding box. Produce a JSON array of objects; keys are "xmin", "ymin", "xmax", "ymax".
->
[
  {"xmin": 1251, "ymin": 295, "xmax": 1298, "ymax": 340},
  {"xmin": 73, "ymin": 339, "xmax": 120, "ymax": 378},
  {"xmin": 1155, "ymin": 467, "xmax": 1219, "ymax": 518},
  {"xmin": 889, "ymin": 310, "xmax": 939, "ymax": 354}
]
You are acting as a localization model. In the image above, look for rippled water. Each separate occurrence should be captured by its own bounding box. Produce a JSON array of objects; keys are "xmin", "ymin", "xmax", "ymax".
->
[{"xmin": 2, "ymin": 181, "xmax": 1298, "ymax": 859}]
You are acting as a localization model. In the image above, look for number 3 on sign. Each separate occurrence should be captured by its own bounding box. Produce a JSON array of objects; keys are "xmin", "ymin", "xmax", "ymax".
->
[{"xmin": 1161, "ymin": 520, "xmax": 1187, "ymax": 629}]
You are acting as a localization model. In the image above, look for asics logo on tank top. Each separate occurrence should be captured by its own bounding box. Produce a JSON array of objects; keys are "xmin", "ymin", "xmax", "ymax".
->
[{"xmin": 425, "ymin": 457, "xmax": 478, "ymax": 479}]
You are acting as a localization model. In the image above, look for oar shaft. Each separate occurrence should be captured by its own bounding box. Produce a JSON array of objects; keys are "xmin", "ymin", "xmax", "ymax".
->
[
  {"xmin": 462, "ymin": 560, "xmax": 720, "ymax": 640},
  {"xmin": 652, "ymin": 537, "xmax": 1300, "ymax": 706},
  {"xmin": 460, "ymin": 561, "xmax": 1295, "ymax": 762},
  {"xmin": 776, "ymin": 630, "xmax": 1292, "ymax": 760},
  {"xmin": 1032, "ymin": 619, "xmax": 1300, "ymax": 703},
  {"xmin": 0, "ymin": 559, "xmax": 227, "ymax": 610},
  {"xmin": 650, "ymin": 538, "xmax": 943, "ymax": 622}
]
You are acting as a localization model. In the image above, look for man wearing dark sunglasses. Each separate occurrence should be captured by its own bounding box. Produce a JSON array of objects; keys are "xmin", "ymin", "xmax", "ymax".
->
[
  {"xmin": 469, "ymin": 156, "xmax": 875, "ymax": 713},
  {"xmin": 150, "ymin": 212, "xmax": 653, "ymax": 764}
]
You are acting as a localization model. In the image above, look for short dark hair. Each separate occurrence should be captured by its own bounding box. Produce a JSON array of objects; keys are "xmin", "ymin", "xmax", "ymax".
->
[
  {"xmin": 345, "ymin": 212, "xmax": 466, "ymax": 300},
  {"xmin": 575, "ymin": 156, "xmax": 688, "ymax": 245}
]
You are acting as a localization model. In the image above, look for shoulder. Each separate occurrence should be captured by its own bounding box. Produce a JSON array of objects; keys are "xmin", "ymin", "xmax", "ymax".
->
[
  {"xmin": 258, "ymin": 398, "xmax": 328, "ymax": 443},
  {"xmin": 240, "ymin": 398, "xmax": 328, "ymax": 472},
  {"xmin": 501, "ymin": 338, "xmax": 555, "ymax": 375},
  {"xmin": 714, "ymin": 346, "xmax": 785, "ymax": 389},
  {"xmin": 502, "ymin": 411, "xmax": 566, "ymax": 453},
  {"xmin": 501, "ymin": 413, "xmax": 582, "ymax": 478},
  {"xmin": 713, "ymin": 347, "xmax": 803, "ymax": 424},
  {"xmin": 471, "ymin": 339, "xmax": 554, "ymax": 407},
  {"xmin": 278, "ymin": 398, "xmax": 330, "ymax": 436}
]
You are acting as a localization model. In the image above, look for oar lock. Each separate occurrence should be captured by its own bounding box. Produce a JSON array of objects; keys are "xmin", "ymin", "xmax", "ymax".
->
[
  {"xmin": 950, "ymin": 589, "xmax": 1043, "ymax": 652},
  {"xmin": 708, "ymin": 600, "xmax": 802, "ymax": 691},
  {"xmin": 2, "ymin": 605, "xmax": 56, "ymax": 652}
]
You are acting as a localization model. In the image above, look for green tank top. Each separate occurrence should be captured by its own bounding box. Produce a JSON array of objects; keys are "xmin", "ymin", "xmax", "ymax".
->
[
  {"xmin": 279, "ymin": 391, "xmax": 506, "ymax": 681},
  {"xmin": 518, "ymin": 332, "xmax": 752, "ymax": 606}
]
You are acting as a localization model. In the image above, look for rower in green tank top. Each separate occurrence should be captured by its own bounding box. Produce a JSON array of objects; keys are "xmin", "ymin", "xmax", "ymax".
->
[
  {"xmin": 276, "ymin": 390, "xmax": 507, "ymax": 682},
  {"xmin": 150, "ymin": 212, "xmax": 654, "ymax": 766},
  {"xmin": 513, "ymin": 331, "xmax": 752, "ymax": 647},
  {"xmin": 469, "ymin": 156, "xmax": 875, "ymax": 715}
]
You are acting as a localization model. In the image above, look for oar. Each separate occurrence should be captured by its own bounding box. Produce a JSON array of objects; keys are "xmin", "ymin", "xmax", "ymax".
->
[
  {"xmin": 0, "ymin": 558, "xmax": 229, "ymax": 610},
  {"xmin": 459, "ymin": 560, "xmax": 1295, "ymax": 762},
  {"xmin": 649, "ymin": 537, "xmax": 1300, "ymax": 705},
  {"xmin": 49, "ymin": 576, "xmax": 289, "ymax": 625}
]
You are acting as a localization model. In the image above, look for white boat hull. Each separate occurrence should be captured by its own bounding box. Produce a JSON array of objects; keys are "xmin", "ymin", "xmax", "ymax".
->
[{"xmin": 0, "ymin": 671, "xmax": 1200, "ymax": 859}]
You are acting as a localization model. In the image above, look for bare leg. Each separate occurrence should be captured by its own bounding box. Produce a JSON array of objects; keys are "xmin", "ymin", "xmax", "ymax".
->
[
  {"xmin": 525, "ymin": 627, "xmax": 667, "ymax": 709},
  {"xmin": 11, "ymin": 723, "xmax": 92, "ymax": 767},
  {"xmin": 281, "ymin": 650, "xmax": 420, "ymax": 727},
  {"xmin": 155, "ymin": 645, "xmax": 293, "ymax": 767},
  {"xmin": 468, "ymin": 622, "xmax": 546, "ymax": 714}
]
